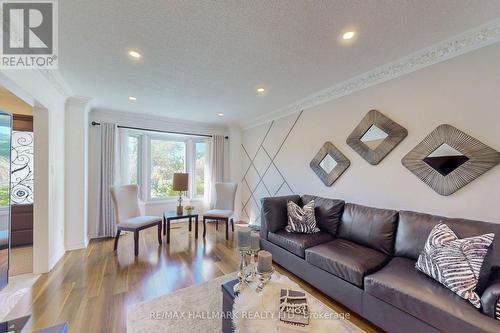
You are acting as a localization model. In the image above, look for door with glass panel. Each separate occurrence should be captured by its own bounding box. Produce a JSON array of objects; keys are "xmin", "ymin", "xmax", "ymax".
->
[{"xmin": 0, "ymin": 111, "xmax": 12, "ymax": 291}]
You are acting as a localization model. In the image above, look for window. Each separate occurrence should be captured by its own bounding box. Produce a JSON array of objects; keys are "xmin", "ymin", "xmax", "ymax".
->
[
  {"xmin": 150, "ymin": 139, "xmax": 186, "ymax": 199},
  {"xmin": 123, "ymin": 131, "xmax": 209, "ymax": 201},
  {"xmin": 195, "ymin": 141, "xmax": 207, "ymax": 198}
]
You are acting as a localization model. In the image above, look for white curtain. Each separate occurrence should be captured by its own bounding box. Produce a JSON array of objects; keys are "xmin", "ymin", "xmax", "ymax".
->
[
  {"xmin": 96, "ymin": 123, "xmax": 119, "ymax": 237},
  {"xmin": 208, "ymin": 134, "xmax": 225, "ymax": 208}
]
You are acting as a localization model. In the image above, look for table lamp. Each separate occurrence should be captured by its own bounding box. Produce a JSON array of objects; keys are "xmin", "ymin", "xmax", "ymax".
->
[{"xmin": 173, "ymin": 173, "xmax": 188, "ymax": 215}]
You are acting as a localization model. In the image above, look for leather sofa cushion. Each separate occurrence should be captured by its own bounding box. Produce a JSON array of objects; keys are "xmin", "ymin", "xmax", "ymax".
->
[
  {"xmin": 338, "ymin": 203, "xmax": 398, "ymax": 256},
  {"xmin": 364, "ymin": 257, "xmax": 500, "ymax": 333},
  {"xmin": 305, "ymin": 239, "xmax": 389, "ymax": 287},
  {"xmin": 395, "ymin": 210, "xmax": 500, "ymax": 268},
  {"xmin": 301, "ymin": 195, "xmax": 345, "ymax": 236},
  {"xmin": 261, "ymin": 195, "xmax": 301, "ymax": 240},
  {"xmin": 268, "ymin": 230, "xmax": 334, "ymax": 258}
]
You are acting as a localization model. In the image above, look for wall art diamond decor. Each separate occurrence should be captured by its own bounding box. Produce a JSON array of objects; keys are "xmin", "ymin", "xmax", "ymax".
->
[
  {"xmin": 402, "ymin": 124, "xmax": 500, "ymax": 196},
  {"xmin": 347, "ymin": 110, "xmax": 408, "ymax": 165},
  {"xmin": 310, "ymin": 142, "xmax": 350, "ymax": 186}
]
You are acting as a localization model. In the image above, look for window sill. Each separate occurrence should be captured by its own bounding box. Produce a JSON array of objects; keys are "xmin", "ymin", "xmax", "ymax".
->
[{"xmin": 144, "ymin": 198, "xmax": 205, "ymax": 205}]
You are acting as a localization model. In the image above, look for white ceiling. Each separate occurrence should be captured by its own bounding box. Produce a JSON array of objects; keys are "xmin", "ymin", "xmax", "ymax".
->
[{"xmin": 59, "ymin": 1, "xmax": 500, "ymax": 126}]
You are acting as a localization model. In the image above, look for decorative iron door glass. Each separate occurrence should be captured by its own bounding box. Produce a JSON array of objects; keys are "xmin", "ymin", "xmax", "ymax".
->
[{"xmin": 11, "ymin": 131, "xmax": 34, "ymax": 204}]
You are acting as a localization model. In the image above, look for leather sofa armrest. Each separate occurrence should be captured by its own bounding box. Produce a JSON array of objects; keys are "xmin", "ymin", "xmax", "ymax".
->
[
  {"xmin": 481, "ymin": 271, "xmax": 500, "ymax": 319},
  {"xmin": 260, "ymin": 195, "xmax": 300, "ymax": 240}
]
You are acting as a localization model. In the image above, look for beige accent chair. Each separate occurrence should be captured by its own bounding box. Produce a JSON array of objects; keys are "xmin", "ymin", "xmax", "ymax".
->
[
  {"xmin": 110, "ymin": 184, "xmax": 162, "ymax": 256},
  {"xmin": 203, "ymin": 182, "xmax": 238, "ymax": 240}
]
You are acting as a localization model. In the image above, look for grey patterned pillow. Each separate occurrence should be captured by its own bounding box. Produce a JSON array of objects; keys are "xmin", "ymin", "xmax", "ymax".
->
[
  {"xmin": 286, "ymin": 200, "xmax": 319, "ymax": 234},
  {"xmin": 416, "ymin": 223, "xmax": 494, "ymax": 308}
]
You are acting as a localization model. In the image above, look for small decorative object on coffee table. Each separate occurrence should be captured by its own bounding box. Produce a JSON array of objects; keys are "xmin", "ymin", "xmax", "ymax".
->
[
  {"xmin": 185, "ymin": 205, "xmax": 194, "ymax": 214},
  {"xmin": 279, "ymin": 289, "xmax": 310, "ymax": 332},
  {"xmin": 234, "ymin": 227, "xmax": 251, "ymax": 294},
  {"xmin": 256, "ymin": 250, "xmax": 274, "ymax": 292},
  {"xmin": 172, "ymin": 173, "xmax": 188, "ymax": 214}
]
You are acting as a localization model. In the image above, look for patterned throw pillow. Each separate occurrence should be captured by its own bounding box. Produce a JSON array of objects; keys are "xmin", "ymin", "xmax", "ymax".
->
[
  {"xmin": 416, "ymin": 223, "xmax": 494, "ymax": 308},
  {"xmin": 286, "ymin": 200, "xmax": 320, "ymax": 234}
]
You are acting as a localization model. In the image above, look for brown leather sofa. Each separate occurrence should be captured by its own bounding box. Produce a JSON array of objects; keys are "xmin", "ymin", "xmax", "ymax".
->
[{"xmin": 260, "ymin": 194, "xmax": 500, "ymax": 333}]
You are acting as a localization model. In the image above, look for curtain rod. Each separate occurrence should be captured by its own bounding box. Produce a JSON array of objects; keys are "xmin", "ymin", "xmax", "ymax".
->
[{"xmin": 90, "ymin": 121, "xmax": 229, "ymax": 139}]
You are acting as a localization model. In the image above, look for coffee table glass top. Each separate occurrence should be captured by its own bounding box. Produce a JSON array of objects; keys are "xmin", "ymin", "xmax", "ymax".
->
[{"xmin": 164, "ymin": 210, "xmax": 198, "ymax": 218}]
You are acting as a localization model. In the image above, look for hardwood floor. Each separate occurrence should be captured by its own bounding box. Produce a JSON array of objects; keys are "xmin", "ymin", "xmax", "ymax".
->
[{"xmin": 5, "ymin": 222, "xmax": 381, "ymax": 333}]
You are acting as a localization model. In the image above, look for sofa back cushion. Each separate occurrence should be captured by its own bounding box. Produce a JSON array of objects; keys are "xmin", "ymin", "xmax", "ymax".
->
[
  {"xmin": 395, "ymin": 210, "xmax": 500, "ymax": 268},
  {"xmin": 338, "ymin": 203, "xmax": 398, "ymax": 256},
  {"xmin": 301, "ymin": 195, "xmax": 345, "ymax": 236},
  {"xmin": 260, "ymin": 195, "xmax": 301, "ymax": 239}
]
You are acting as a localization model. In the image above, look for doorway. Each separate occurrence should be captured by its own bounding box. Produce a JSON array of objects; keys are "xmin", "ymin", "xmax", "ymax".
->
[{"xmin": 0, "ymin": 86, "xmax": 34, "ymax": 276}]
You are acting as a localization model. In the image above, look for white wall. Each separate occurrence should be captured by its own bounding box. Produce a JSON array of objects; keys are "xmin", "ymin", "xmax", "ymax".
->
[
  {"xmin": 242, "ymin": 43, "xmax": 500, "ymax": 225},
  {"xmin": 87, "ymin": 108, "xmax": 231, "ymax": 238},
  {"xmin": 64, "ymin": 97, "xmax": 91, "ymax": 250}
]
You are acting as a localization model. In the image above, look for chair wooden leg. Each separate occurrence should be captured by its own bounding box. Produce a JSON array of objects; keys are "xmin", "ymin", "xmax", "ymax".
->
[
  {"xmin": 203, "ymin": 217, "xmax": 207, "ymax": 238},
  {"xmin": 157, "ymin": 222, "xmax": 162, "ymax": 245},
  {"xmin": 225, "ymin": 218, "xmax": 229, "ymax": 240},
  {"xmin": 231, "ymin": 218, "xmax": 234, "ymax": 232},
  {"xmin": 216, "ymin": 220, "xmax": 218, "ymax": 230},
  {"xmin": 134, "ymin": 231, "xmax": 139, "ymax": 256},
  {"xmin": 113, "ymin": 229, "xmax": 121, "ymax": 251}
]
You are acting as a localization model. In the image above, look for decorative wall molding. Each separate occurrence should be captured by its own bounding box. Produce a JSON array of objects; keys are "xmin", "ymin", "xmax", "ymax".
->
[
  {"xmin": 242, "ymin": 18, "xmax": 500, "ymax": 130},
  {"xmin": 240, "ymin": 111, "xmax": 302, "ymax": 225}
]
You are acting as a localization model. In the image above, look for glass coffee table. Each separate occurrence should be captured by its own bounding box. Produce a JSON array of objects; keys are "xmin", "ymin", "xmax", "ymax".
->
[{"xmin": 162, "ymin": 211, "xmax": 199, "ymax": 243}]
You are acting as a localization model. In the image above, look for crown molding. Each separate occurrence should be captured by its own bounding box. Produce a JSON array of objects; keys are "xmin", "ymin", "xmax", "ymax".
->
[
  {"xmin": 38, "ymin": 69, "xmax": 74, "ymax": 99},
  {"xmin": 241, "ymin": 17, "xmax": 500, "ymax": 130}
]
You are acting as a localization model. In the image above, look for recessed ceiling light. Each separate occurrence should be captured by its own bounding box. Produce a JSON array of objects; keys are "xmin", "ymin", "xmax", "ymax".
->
[
  {"xmin": 128, "ymin": 96, "xmax": 137, "ymax": 101},
  {"xmin": 217, "ymin": 113, "xmax": 224, "ymax": 117},
  {"xmin": 257, "ymin": 88, "xmax": 265, "ymax": 93},
  {"xmin": 128, "ymin": 50, "xmax": 142, "ymax": 59},
  {"xmin": 342, "ymin": 31, "xmax": 356, "ymax": 40}
]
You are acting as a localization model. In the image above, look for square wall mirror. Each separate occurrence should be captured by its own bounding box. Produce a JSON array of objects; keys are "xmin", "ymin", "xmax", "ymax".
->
[
  {"xmin": 347, "ymin": 110, "xmax": 407, "ymax": 165},
  {"xmin": 310, "ymin": 142, "xmax": 350, "ymax": 186},
  {"xmin": 402, "ymin": 124, "xmax": 500, "ymax": 196},
  {"xmin": 319, "ymin": 154, "xmax": 338, "ymax": 174},
  {"xmin": 360, "ymin": 124, "xmax": 389, "ymax": 150}
]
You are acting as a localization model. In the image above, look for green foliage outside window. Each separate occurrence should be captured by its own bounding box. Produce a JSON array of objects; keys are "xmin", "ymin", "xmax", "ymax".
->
[{"xmin": 150, "ymin": 139, "xmax": 186, "ymax": 198}]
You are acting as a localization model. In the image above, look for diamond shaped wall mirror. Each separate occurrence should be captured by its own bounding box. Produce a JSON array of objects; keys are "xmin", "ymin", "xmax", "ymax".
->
[
  {"xmin": 347, "ymin": 110, "xmax": 408, "ymax": 165},
  {"xmin": 319, "ymin": 154, "xmax": 338, "ymax": 174},
  {"xmin": 423, "ymin": 143, "xmax": 469, "ymax": 176},
  {"xmin": 402, "ymin": 124, "xmax": 500, "ymax": 196},
  {"xmin": 310, "ymin": 142, "xmax": 350, "ymax": 186},
  {"xmin": 360, "ymin": 125, "xmax": 389, "ymax": 150}
]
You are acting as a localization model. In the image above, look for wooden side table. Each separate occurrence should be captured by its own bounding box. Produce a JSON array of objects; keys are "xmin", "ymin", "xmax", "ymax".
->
[{"xmin": 162, "ymin": 211, "xmax": 199, "ymax": 244}]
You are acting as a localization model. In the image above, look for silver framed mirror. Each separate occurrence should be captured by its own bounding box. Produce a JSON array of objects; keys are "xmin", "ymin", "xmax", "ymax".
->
[
  {"xmin": 347, "ymin": 110, "xmax": 408, "ymax": 165},
  {"xmin": 310, "ymin": 142, "xmax": 350, "ymax": 186},
  {"xmin": 402, "ymin": 124, "xmax": 500, "ymax": 196}
]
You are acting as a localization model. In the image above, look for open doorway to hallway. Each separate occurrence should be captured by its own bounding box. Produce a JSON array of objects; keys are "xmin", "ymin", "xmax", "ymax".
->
[{"xmin": 0, "ymin": 86, "xmax": 34, "ymax": 277}]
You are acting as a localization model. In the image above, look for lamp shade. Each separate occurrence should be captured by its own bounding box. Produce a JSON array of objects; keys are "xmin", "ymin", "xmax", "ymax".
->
[{"xmin": 173, "ymin": 173, "xmax": 188, "ymax": 191}]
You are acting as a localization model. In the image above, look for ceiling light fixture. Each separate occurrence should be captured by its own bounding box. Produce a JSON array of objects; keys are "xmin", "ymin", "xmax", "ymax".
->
[
  {"xmin": 342, "ymin": 31, "xmax": 356, "ymax": 40},
  {"xmin": 128, "ymin": 96, "xmax": 137, "ymax": 101},
  {"xmin": 217, "ymin": 113, "xmax": 224, "ymax": 117},
  {"xmin": 128, "ymin": 50, "xmax": 142, "ymax": 59},
  {"xmin": 257, "ymin": 87, "xmax": 265, "ymax": 93}
]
